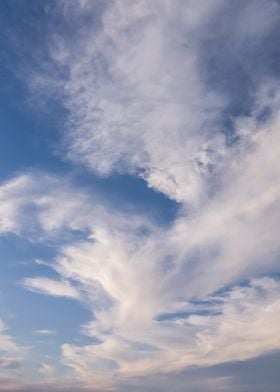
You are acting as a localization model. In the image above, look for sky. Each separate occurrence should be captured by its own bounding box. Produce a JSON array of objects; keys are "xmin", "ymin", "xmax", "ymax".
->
[{"xmin": 0, "ymin": 0, "xmax": 280, "ymax": 391}]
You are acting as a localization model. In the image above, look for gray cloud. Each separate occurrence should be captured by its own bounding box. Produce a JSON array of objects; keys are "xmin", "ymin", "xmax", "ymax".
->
[{"xmin": 0, "ymin": 358, "xmax": 21, "ymax": 370}]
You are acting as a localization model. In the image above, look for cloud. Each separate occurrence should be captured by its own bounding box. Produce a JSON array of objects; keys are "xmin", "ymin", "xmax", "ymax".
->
[
  {"xmin": 1, "ymin": 84, "xmax": 279, "ymax": 386},
  {"xmin": 0, "ymin": 319, "xmax": 20, "ymax": 353},
  {"xmin": 117, "ymin": 350, "xmax": 280, "ymax": 392},
  {"xmin": 0, "ymin": 378, "xmax": 90, "ymax": 392},
  {"xmin": 0, "ymin": 358, "xmax": 21, "ymax": 370},
  {"xmin": 1, "ymin": 0, "xmax": 280, "ymax": 390},
  {"xmin": 0, "ymin": 173, "xmax": 93, "ymax": 237},
  {"xmin": 29, "ymin": 0, "xmax": 280, "ymax": 208},
  {"xmin": 22, "ymin": 277, "xmax": 80, "ymax": 299},
  {"xmin": 38, "ymin": 363, "xmax": 55, "ymax": 378},
  {"xmin": 0, "ymin": 320, "xmax": 24, "ymax": 383},
  {"xmin": 30, "ymin": 0, "xmax": 228, "ymax": 204},
  {"xmin": 0, "ymin": 171, "xmax": 154, "ymax": 240},
  {"xmin": 33, "ymin": 329, "xmax": 56, "ymax": 336},
  {"xmin": 50, "ymin": 100, "xmax": 280, "ymax": 384},
  {"xmin": 59, "ymin": 277, "xmax": 280, "ymax": 384}
]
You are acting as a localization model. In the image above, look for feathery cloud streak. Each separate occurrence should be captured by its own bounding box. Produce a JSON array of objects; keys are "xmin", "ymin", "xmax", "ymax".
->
[{"xmin": 1, "ymin": 0, "xmax": 280, "ymax": 390}]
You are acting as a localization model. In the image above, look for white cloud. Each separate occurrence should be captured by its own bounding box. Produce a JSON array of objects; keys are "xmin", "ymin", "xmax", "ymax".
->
[
  {"xmin": 34, "ymin": 329, "xmax": 56, "ymax": 336},
  {"xmin": 40, "ymin": 0, "xmax": 280, "ymax": 207},
  {"xmin": 1, "ymin": 93, "xmax": 279, "ymax": 385},
  {"xmin": 54, "ymin": 100, "xmax": 280, "ymax": 382},
  {"xmin": 0, "ymin": 174, "xmax": 83, "ymax": 235},
  {"xmin": 0, "ymin": 320, "xmax": 24, "ymax": 381},
  {"xmin": 1, "ymin": 0, "xmax": 280, "ymax": 389},
  {"xmin": 0, "ymin": 173, "xmax": 93, "ymax": 236},
  {"xmin": 0, "ymin": 171, "xmax": 154, "ymax": 240},
  {"xmin": 0, "ymin": 175, "xmax": 32, "ymax": 234},
  {"xmin": 30, "ymin": 0, "xmax": 228, "ymax": 204},
  {"xmin": 38, "ymin": 363, "xmax": 55, "ymax": 378},
  {"xmin": 22, "ymin": 277, "xmax": 80, "ymax": 299},
  {"xmin": 0, "ymin": 319, "xmax": 19, "ymax": 353},
  {"xmin": 0, "ymin": 357, "xmax": 21, "ymax": 369},
  {"xmin": 60, "ymin": 277, "xmax": 280, "ymax": 382}
]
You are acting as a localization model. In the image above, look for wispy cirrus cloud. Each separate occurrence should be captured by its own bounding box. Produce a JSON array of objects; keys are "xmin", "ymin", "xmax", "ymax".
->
[
  {"xmin": 33, "ymin": 329, "xmax": 56, "ymax": 336},
  {"xmin": 0, "ymin": 358, "xmax": 21, "ymax": 370},
  {"xmin": 1, "ymin": 0, "xmax": 280, "ymax": 390},
  {"xmin": 38, "ymin": 363, "xmax": 55, "ymax": 378},
  {"xmin": 1, "ymin": 93, "xmax": 279, "ymax": 386},
  {"xmin": 31, "ymin": 0, "xmax": 228, "ymax": 204},
  {"xmin": 22, "ymin": 277, "xmax": 80, "ymax": 299},
  {"xmin": 29, "ymin": 0, "xmax": 280, "ymax": 206},
  {"xmin": 60, "ymin": 277, "xmax": 280, "ymax": 382},
  {"xmin": 0, "ymin": 319, "xmax": 20, "ymax": 353},
  {"xmin": 0, "ymin": 319, "xmax": 24, "ymax": 382}
]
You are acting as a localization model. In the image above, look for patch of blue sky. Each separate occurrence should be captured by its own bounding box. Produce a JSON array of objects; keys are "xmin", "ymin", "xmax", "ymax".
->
[
  {"xmin": 0, "ymin": 235, "xmax": 92, "ymax": 350},
  {"xmin": 75, "ymin": 171, "xmax": 180, "ymax": 225},
  {"xmin": 197, "ymin": 1, "xmax": 280, "ymax": 146},
  {"xmin": 0, "ymin": 59, "xmax": 69, "ymax": 182}
]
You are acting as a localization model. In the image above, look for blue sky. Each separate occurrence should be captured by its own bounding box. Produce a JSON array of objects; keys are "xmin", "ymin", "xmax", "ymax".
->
[{"xmin": 0, "ymin": 1, "xmax": 280, "ymax": 391}]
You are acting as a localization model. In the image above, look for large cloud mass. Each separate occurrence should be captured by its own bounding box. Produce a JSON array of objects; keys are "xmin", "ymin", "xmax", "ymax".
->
[{"xmin": 1, "ymin": 0, "xmax": 280, "ymax": 390}]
